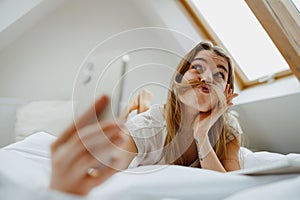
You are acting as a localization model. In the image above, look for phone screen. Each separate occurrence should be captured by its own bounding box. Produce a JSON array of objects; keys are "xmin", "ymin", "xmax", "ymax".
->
[{"xmin": 72, "ymin": 56, "xmax": 125, "ymax": 123}]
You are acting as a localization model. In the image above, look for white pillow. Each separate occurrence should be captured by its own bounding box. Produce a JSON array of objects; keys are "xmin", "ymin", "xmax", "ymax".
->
[{"xmin": 14, "ymin": 101, "xmax": 73, "ymax": 141}]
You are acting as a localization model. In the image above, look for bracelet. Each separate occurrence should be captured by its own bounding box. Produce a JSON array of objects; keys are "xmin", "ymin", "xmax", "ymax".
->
[{"xmin": 194, "ymin": 139, "xmax": 203, "ymax": 161}]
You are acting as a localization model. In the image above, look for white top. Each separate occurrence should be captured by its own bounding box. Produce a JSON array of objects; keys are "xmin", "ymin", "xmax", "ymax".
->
[{"xmin": 126, "ymin": 105, "xmax": 243, "ymax": 168}]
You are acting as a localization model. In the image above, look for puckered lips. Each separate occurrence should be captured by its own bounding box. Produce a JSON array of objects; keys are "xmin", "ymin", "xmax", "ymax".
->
[{"xmin": 197, "ymin": 84, "xmax": 211, "ymax": 94}]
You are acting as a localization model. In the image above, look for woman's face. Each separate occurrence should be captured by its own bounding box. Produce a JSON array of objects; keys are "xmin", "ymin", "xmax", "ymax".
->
[{"xmin": 179, "ymin": 50, "xmax": 229, "ymax": 112}]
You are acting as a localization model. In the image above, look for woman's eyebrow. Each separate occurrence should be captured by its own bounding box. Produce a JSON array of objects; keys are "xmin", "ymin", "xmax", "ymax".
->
[
  {"xmin": 193, "ymin": 57, "xmax": 228, "ymax": 73},
  {"xmin": 192, "ymin": 57, "xmax": 207, "ymax": 63},
  {"xmin": 218, "ymin": 65, "xmax": 228, "ymax": 73}
]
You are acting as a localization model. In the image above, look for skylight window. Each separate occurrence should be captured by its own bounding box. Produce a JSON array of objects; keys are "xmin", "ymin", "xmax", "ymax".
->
[
  {"xmin": 189, "ymin": 0, "xmax": 290, "ymax": 82},
  {"xmin": 292, "ymin": 0, "xmax": 300, "ymax": 12}
]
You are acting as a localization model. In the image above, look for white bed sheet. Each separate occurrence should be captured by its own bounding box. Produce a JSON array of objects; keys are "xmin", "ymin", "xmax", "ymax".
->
[{"xmin": 0, "ymin": 132, "xmax": 299, "ymax": 200}]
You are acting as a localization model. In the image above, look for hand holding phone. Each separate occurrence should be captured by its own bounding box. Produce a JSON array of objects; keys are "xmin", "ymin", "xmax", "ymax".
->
[{"xmin": 50, "ymin": 96, "xmax": 126, "ymax": 195}]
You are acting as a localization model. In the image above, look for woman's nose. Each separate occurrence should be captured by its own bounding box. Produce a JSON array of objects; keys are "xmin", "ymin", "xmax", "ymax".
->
[{"xmin": 200, "ymin": 69, "xmax": 213, "ymax": 83}]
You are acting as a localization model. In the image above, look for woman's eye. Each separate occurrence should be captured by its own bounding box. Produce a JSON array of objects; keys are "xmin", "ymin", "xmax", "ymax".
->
[
  {"xmin": 214, "ymin": 72, "xmax": 225, "ymax": 80},
  {"xmin": 191, "ymin": 65, "xmax": 203, "ymax": 72}
]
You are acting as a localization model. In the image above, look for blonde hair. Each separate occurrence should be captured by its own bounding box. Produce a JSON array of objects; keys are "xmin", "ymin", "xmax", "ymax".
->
[{"xmin": 163, "ymin": 41, "xmax": 238, "ymax": 165}]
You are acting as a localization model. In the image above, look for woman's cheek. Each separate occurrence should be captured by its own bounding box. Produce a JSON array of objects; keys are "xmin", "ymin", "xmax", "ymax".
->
[
  {"xmin": 221, "ymin": 82, "xmax": 226, "ymax": 92},
  {"xmin": 180, "ymin": 73, "xmax": 194, "ymax": 84},
  {"xmin": 179, "ymin": 90, "xmax": 194, "ymax": 105},
  {"xmin": 218, "ymin": 82, "xmax": 226, "ymax": 92},
  {"xmin": 179, "ymin": 90, "xmax": 200, "ymax": 109},
  {"xmin": 179, "ymin": 89, "xmax": 214, "ymax": 112}
]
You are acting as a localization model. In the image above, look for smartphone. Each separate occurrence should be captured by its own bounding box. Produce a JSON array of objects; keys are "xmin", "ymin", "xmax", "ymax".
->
[{"xmin": 73, "ymin": 56, "xmax": 127, "ymax": 123}]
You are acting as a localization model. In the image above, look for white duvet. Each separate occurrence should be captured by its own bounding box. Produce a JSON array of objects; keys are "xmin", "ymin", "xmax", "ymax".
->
[{"xmin": 0, "ymin": 132, "xmax": 299, "ymax": 200}]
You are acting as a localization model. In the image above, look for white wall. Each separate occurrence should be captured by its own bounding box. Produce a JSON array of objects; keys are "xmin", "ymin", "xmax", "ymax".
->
[
  {"xmin": 233, "ymin": 92, "xmax": 300, "ymax": 154},
  {"xmin": 232, "ymin": 76, "xmax": 300, "ymax": 154},
  {"xmin": 0, "ymin": 0, "xmax": 163, "ymax": 100},
  {"xmin": 0, "ymin": 0, "xmax": 203, "ymax": 146},
  {"xmin": 234, "ymin": 76, "xmax": 300, "ymax": 105},
  {"xmin": 0, "ymin": 0, "xmax": 43, "ymax": 32}
]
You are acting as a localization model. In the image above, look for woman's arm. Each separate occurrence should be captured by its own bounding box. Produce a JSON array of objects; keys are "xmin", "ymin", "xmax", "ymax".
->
[
  {"xmin": 195, "ymin": 133, "xmax": 241, "ymax": 172},
  {"xmin": 193, "ymin": 84, "xmax": 239, "ymax": 172},
  {"xmin": 221, "ymin": 136, "xmax": 241, "ymax": 171},
  {"xmin": 115, "ymin": 131, "xmax": 138, "ymax": 169},
  {"xmin": 195, "ymin": 134, "xmax": 226, "ymax": 172}
]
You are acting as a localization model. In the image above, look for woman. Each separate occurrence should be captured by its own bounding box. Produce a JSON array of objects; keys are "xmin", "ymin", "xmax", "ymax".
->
[
  {"xmin": 124, "ymin": 41, "xmax": 242, "ymax": 172},
  {"xmin": 50, "ymin": 41, "xmax": 242, "ymax": 196}
]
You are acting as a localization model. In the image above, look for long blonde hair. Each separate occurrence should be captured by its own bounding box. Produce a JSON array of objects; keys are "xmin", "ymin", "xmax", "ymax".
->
[{"xmin": 164, "ymin": 41, "xmax": 238, "ymax": 165}]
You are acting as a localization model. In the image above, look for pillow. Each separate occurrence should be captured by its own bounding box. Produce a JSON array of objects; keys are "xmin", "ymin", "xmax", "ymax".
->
[
  {"xmin": 0, "ymin": 132, "xmax": 55, "ymax": 189},
  {"xmin": 14, "ymin": 101, "xmax": 73, "ymax": 141}
]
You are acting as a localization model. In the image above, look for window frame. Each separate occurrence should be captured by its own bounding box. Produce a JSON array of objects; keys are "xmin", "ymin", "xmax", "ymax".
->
[{"xmin": 179, "ymin": 0, "xmax": 298, "ymax": 90}]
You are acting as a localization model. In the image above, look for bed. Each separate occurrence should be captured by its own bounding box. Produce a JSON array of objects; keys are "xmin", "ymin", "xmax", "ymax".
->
[{"xmin": 0, "ymin": 100, "xmax": 300, "ymax": 199}]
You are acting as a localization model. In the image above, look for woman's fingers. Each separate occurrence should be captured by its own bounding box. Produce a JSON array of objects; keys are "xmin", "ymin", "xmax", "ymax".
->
[
  {"xmin": 51, "ymin": 96, "xmax": 109, "ymax": 151},
  {"xmin": 74, "ymin": 129, "xmax": 125, "ymax": 167},
  {"xmin": 69, "ymin": 150, "xmax": 115, "ymax": 178},
  {"xmin": 227, "ymin": 92, "xmax": 238, "ymax": 102},
  {"xmin": 53, "ymin": 121, "xmax": 125, "ymax": 170},
  {"xmin": 51, "ymin": 151, "xmax": 118, "ymax": 195},
  {"xmin": 227, "ymin": 93, "xmax": 238, "ymax": 105},
  {"xmin": 74, "ymin": 146, "xmax": 122, "ymax": 179},
  {"xmin": 50, "ymin": 124, "xmax": 124, "ymax": 195},
  {"xmin": 76, "ymin": 95, "xmax": 110, "ymax": 127},
  {"xmin": 223, "ymin": 84, "xmax": 238, "ymax": 106},
  {"xmin": 50, "ymin": 96, "xmax": 130, "ymax": 196}
]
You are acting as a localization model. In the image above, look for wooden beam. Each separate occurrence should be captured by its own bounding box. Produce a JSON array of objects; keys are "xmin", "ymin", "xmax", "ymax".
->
[{"xmin": 245, "ymin": 0, "xmax": 300, "ymax": 81}]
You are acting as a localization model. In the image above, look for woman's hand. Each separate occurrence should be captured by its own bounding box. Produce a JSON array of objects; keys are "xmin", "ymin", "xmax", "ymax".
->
[
  {"xmin": 50, "ymin": 96, "xmax": 127, "ymax": 196},
  {"xmin": 193, "ymin": 84, "xmax": 238, "ymax": 140}
]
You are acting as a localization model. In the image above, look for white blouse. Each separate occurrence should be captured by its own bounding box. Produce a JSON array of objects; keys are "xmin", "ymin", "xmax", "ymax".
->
[{"xmin": 125, "ymin": 105, "xmax": 243, "ymax": 168}]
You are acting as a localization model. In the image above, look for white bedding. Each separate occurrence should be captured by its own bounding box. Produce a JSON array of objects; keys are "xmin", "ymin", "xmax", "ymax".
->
[{"xmin": 0, "ymin": 132, "xmax": 299, "ymax": 200}]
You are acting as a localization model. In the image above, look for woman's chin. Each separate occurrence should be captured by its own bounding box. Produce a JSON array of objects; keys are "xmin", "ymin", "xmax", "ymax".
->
[
  {"xmin": 198, "ymin": 107, "xmax": 210, "ymax": 113},
  {"xmin": 196, "ymin": 102, "xmax": 214, "ymax": 113},
  {"xmin": 184, "ymin": 103, "xmax": 211, "ymax": 113},
  {"xmin": 179, "ymin": 96, "xmax": 213, "ymax": 112}
]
